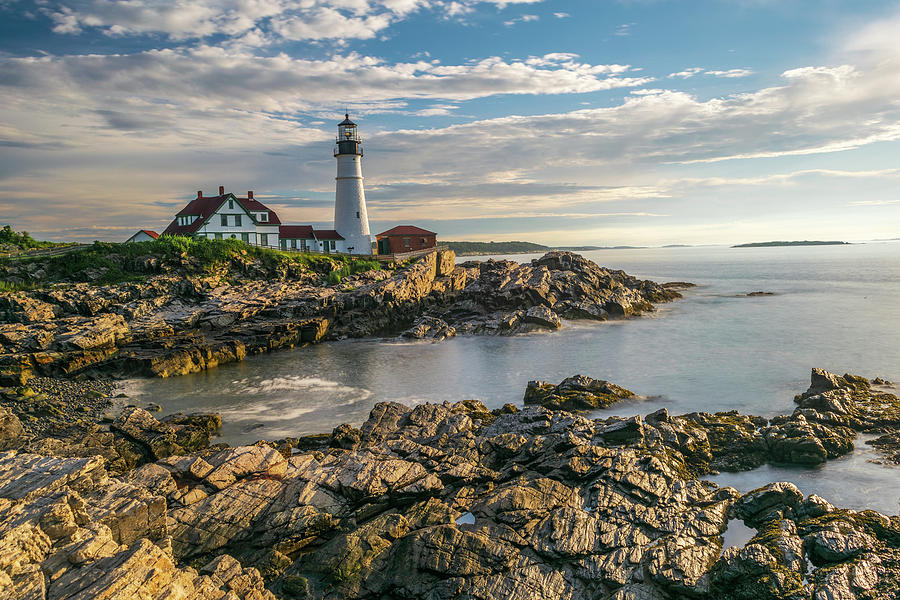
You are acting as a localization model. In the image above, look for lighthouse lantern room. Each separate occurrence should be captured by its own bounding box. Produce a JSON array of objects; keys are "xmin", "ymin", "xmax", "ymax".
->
[{"xmin": 333, "ymin": 113, "xmax": 372, "ymax": 255}]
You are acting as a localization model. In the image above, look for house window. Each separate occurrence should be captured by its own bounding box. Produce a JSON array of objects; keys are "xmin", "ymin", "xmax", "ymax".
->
[
  {"xmin": 228, "ymin": 199, "xmax": 234, "ymax": 209},
  {"xmin": 241, "ymin": 233, "xmax": 249, "ymax": 242},
  {"xmin": 300, "ymin": 240, "xmax": 307, "ymax": 251},
  {"xmin": 403, "ymin": 237, "xmax": 410, "ymax": 247},
  {"xmin": 259, "ymin": 213, "xmax": 268, "ymax": 222},
  {"xmin": 230, "ymin": 234, "xmax": 236, "ymax": 239},
  {"xmin": 235, "ymin": 215, "xmax": 242, "ymax": 227},
  {"xmin": 330, "ymin": 240, "xmax": 336, "ymax": 250},
  {"xmin": 291, "ymin": 239, "xmax": 297, "ymax": 249},
  {"xmin": 421, "ymin": 238, "xmax": 426, "ymax": 244},
  {"xmin": 215, "ymin": 233, "xmax": 222, "ymax": 240},
  {"xmin": 260, "ymin": 233, "xmax": 268, "ymax": 246},
  {"xmin": 221, "ymin": 214, "xmax": 228, "ymax": 227}
]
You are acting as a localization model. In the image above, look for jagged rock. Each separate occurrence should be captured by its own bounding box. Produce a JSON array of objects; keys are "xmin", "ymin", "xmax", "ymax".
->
[
  {"xmin": 112, "ymin": 407, "xmax": 219, "ymax": 461},
  {"xmin": 0, "ymin": 407, "xmax": 23, "ymax": 450},
  {"xmin": 2, "ymin": 370, "xmax": 898, "ymax": 600},
  {"xmin": 400, "ymin": 316, "xmax": 456, "ymax": 341},
  {"xmin": 523, "ymin": 305, "xmax": 561, "ymax": 329},
  {"xmin": 806, "ymin": 528, "xmax": 872, "ymax": 563},
  {"xmin": 733, "ymin": 482, "xmax": 803, "ymax": 527},
  {"xmin": 0, "ymin": 251, "xmax": 681, "ymax": 379},
  {"xmin": 0, "ymin": 452, "xmax": 276, "ymax": 600},
  {"xmin": 807, "ymin": 367, "xmax": 847, "ymax": 396},
  {"xmin": 203, "ymin": 445, "xmax": 288, "ymax": 490},
  {"xmin": 524, "ymin": 375, "xmax": 634, "ymax": 411}
]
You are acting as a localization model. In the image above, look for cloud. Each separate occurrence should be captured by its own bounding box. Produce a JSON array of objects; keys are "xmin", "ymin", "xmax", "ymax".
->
[
  {"xmin": 503, "ymin": 13, "xmax": 538, "ymax": 26},
  {"xmin": 36, "ymin": 0, "xmax": 547, "ymax": 42},
  {"xmin": 614, "ymin": 22, "xmax": 635, "ymax": 37},
  {"xmin": 667, "ymin": 67, "xmax": 704, "ymax": 79},
  {"xmin": 553, "ymin": 12, "xmax": 569, "ymax": 18},
  {"xmin": 5, "ymin": 7, "xmax": 900, "ymax": 245},
  {"xmin": 668, "ymin": 67, "xmax": 753, "ymax": 79},
  {"xmin": 705, "ymin": 68, "xmax": 754, "ymax": 78},
  {"xmin": 0, "ymin": 48, "xmax": 650, "ymax": 151}
]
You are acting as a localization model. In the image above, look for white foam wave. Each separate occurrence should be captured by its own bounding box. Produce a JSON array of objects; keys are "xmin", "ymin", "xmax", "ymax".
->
[{"xmin": 238, "ymin": 376, "xmax": 370, "ymax": 398}]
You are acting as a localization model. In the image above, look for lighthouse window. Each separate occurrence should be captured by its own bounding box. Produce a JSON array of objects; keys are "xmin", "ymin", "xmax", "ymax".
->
[{"xmin": 356, "ymin": 211, "xmax": 360, "ymax": 218}]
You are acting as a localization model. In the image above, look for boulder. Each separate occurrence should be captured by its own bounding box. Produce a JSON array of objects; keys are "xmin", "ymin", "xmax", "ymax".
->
[
  {"xmin": 523, "ymin": 305, "xmax": 562, "ymax": 329},
  {"xmin": 0, "ymin": 407, "xmax": 23, "ymax": 450},
  {"xmin": 524, "ymin": 375, "xmax": 634, "ymax": 411},
  {"xmin": 733, "ymin": 482, "xmax": 803, "ymax": 527}
]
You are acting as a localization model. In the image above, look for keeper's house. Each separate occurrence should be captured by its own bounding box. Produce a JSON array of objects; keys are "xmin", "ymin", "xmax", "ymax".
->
[
  {"xmin": 376, "ymin": 225, "xmax": 437, "ymax": 255},
  {"xmin": 162, "ymin": 186, "xmax": 353, "ymax": 253},
  {"xmin": 162, "ymin": 186, "xmax": 282, "ymax": 247}
]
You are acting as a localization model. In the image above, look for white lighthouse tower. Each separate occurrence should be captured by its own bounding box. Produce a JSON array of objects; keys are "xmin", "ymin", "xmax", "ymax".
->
[{"xmin": 333, "ymin": 114, "xmax": 372, "ymax": 255}]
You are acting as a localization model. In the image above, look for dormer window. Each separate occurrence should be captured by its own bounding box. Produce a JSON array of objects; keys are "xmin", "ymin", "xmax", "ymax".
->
[{"xmin": 259, "ymin": 213, "xmax": 268, "ymax": 222}]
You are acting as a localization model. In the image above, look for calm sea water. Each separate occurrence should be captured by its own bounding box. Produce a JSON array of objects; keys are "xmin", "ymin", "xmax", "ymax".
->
[{"xmin": 125, "ymin": 241, "xmax": 900, "ymax": 514}]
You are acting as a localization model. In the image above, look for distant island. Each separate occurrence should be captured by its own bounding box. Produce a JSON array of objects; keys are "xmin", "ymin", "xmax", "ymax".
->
[
  {"xmin": 732, "ymin": 240, "xmax": 850, "ymax": 248},
  {"xmin": 444, "ymin": 241, "xmax": 642, "ymax": 256},
  {"xmin": 444, "ymin": 241, "xmax": 551, "ymax": 255}
]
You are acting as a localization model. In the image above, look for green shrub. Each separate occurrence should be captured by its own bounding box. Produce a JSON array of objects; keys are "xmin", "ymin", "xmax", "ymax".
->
[
  {"xmin": 0, "ymin": 225, "xmax": 66, "ymax": 252},
  {"xmin": 0, "ymin": 280, "xmax": 39, "ymax": 292}
]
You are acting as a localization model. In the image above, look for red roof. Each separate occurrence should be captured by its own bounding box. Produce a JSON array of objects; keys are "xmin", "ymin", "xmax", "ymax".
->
[
  {"xmin": 279, "ymin": 225, "xmax": 315, "ymax": 239},
  {"xmin": 237, "ymin": 196, "xmax": 281, "ymax": 225},
  {"xmin": 141, "ymin": 230, "xmax": 159, "ymax": 239},
  {"xmin": 313, "ymin": 229, "xmax": 344, "ymax": 240},
  {"xmin": 165, "ymin": 195, "xmax": 225, "ymax": 235},
  {"xmin": 377, "ymin": 225, "xmax": 436, "ymax": 237},
  {"xmin": 163, "ymin": 192, "xmax": 281, "ymax": 236}
]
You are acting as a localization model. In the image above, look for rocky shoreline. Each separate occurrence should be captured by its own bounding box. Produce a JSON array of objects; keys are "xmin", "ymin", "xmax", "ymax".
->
[
  {"xmin": 0, "ymin": 368, "xmax": 897, "ymax": 599},
  {"xmin": 0, "ymin": 250, "xmax": 685, "ymax": 384}
]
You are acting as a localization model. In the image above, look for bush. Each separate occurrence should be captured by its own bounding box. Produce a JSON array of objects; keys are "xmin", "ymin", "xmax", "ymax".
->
[{"xmin": 0, "ymin": 225, "xmax": 64, "ymax": 252}]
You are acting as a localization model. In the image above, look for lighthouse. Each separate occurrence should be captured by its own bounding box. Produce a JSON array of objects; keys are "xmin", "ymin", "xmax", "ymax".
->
[{"xmin": 333, "ymin": 114, "xmax": 372, "ymax": 255}]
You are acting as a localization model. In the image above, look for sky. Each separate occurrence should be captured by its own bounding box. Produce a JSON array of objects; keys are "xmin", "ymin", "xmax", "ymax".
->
[{"xmin": 1, "ymin": 0, "xmax": 899, "ymax": 246}]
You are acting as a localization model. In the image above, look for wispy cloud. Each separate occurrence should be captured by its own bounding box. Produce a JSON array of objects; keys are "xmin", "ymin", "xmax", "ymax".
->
[
  {"xmin": 705, "ymin": 68, "xmax": 754, "ymax": 78},
  {"xmin": 668, "ymin": 67, "xmax": 753, "ymax": 79},
  {"xmin": 504, "ymin": 13, "xmax": 538, "ymax": 26},
  {"xmin": 615, "ymin": 22, "xmax": 635, "ymax": 37}
]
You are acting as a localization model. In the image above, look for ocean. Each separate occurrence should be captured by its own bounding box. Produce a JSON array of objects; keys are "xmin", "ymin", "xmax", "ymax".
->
[{"xmin": 125, "ymin": 241, "xmax": 900, "ymax": 514}]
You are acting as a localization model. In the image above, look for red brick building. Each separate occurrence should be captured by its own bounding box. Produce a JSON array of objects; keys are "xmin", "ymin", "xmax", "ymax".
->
[{"xmin": 376, "ymin": 225, "xmax": 436, "ymax": 254}]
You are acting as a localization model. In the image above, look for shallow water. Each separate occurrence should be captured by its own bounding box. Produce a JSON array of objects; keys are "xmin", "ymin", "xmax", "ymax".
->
[{"xmin": 126, "ymin": 241, "xmax": 900, "ymax": 513}]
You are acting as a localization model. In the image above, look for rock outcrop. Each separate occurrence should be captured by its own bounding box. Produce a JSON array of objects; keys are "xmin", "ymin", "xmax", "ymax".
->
[
  {"xmin": 1, "ymin": 251, "xmax": 682, "ymax": 383},
  {"xmin": 0, "ymin": 368, "xmax": 898, "ymax": 599},
  {"xmin": 524, "ymin": 375, "xmax": 635, "ymax": 411},
  {"xmin": 0, "ymin": 451, "xmax": 277, "ymax": 599},
  {"xmin": 0, "ymin": 381, "xmax": 220, "ymax": 475},
  {"xmin": 533, "ymin": 368, "xmax": 900, "ymax": 470}
]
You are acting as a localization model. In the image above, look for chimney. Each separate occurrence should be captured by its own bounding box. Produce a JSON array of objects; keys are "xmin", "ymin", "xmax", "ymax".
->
[
  {"xmin": 218, "ymin": 185, "xmax": 225, "ymax": 195},
  {"xmin": 197, "ymin": 190, "xmax": 202, "ymax": 199},
  {"xmin": 248, "ymin": 191, "xmax": 254, "ymax": 200}
]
